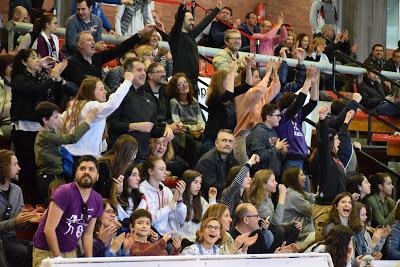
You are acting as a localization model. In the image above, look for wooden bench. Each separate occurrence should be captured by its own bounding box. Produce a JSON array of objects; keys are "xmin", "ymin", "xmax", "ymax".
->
[{"xmin": 349, "ymin": 111, "xmax": 400, "ymax": 133}]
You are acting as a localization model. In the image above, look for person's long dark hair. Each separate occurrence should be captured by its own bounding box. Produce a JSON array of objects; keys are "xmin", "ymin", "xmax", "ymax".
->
[
  {"xmin": 118, "ymin": 164, "xmax": 143, "ymax": 211},
  {"xmin": 328, "ymin": 192, "xmax": 354, "ymax": 225},
  {"xmin": 11, "ymin": 49, "xmax": 37, "ymax": 78},
  {"xmin": 182, "ymin": 170, "xmax": 203, "ymax": 223},
  {"xmin": 282, "ymin": 167, "xmax": 305, "ymax": 197},
  {"xmin": 323, "ymin": 225, "xmax": 353, "ymax": 267},
  {"xmin": 98, "ymin": 135, "xmax": 138, "ymax": 206}
]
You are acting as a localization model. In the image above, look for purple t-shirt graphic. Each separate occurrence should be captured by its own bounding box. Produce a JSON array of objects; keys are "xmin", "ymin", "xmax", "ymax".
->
[{"xmin": 33, "ymin": 182, "xmax": 103, "ymax": 252}]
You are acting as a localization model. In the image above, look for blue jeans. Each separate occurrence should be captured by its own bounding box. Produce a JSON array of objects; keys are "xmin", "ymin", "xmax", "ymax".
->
[
  {"xmin": 261, "ymin": 229, "xmax": 274, "ymax": 251},
  {"xmin": 282, "ymin": 159, "xmax": 311, "ymax": 192},
  {"xmin": 375, "ymin": 101, "xmax": 400, "ymax": 118},
  {"xmin": 201, "ymin": 137, "xmax": 215, "ymax": 153}
]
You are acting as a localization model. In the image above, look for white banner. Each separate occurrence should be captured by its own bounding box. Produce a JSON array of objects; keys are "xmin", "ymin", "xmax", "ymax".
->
[{"xmin": 42, "ymin": 253, "xmax": 333, "ymax": 267}]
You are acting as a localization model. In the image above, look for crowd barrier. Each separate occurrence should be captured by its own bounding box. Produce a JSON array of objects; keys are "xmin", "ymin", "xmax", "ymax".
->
[
  {"xmin": 6, "ymin": 21, "xmax": 400, "ymax": 81},
  {"xmin": 371, "ymin": 260, "xmax": 400, "ymax": 267},
  {"xmin": 41, "ymin": 253, "xmax": 334, "ymax": 267}
]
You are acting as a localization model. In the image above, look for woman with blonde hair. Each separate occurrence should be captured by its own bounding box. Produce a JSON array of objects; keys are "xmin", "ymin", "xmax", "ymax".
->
[
  {"xmin": 148, "ymin": 137, "xmax": 189, "ymax": 177},
  {"xmin": 180, "ymin": 217, "xmax": 226, "ymax": 255},
  {"xmin": 134, "ymin": 44, "xmax": 154, "ymax": 69},
  {"xmin": 60, "ymin": 73, "xmax": 133, "ymax": 161},
  {"xmin": 310, "ymin": 36, "xmax": 329, "ymax": 62},
  {"xmin": 202, "ymin": 204, "xmax": 257, "ymax": 254},
  {"xmin": 136, "ymin": 29, "xmax": 173, "ymax": 78}
]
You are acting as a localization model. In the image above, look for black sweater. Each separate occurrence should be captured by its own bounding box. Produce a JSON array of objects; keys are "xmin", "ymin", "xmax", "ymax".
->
[
  {"xmin": 310, "ymin": 119, "xmax": 346, "ymax": 205},
  {"xmin": 359, "ymin": 79, "xmax": 386, "ymax": 109},
  {"xmin": 107, "ymin": 85, "xmax": 166, "ymax": 161},
  {"xmin": 62, "ymin": 33, "xmax": 141, "ymax": 87},
  {"xmin": 169, "ymin": 4, "xmax": 219, "ymax": 85},
  {"xmin": 11, "ymin": 71, "xmax": 63, "ymax": 122},
  {"xmin": 203, "ymin": 83, "xmax": 252, "ymax": 141}
]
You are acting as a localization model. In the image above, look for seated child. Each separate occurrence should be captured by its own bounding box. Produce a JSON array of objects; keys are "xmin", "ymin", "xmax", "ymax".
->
[
  {"xmin": 129, "ymin": 209, "xmax": 182, "ymax": 256},
  {"xmin": 34, "ymin": 101, "xmax": 98, "ymax": 205}
]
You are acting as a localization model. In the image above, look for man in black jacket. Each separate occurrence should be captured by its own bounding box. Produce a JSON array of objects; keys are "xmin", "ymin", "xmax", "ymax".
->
[
  {"xmin": 62, "ymin": 25, "xmax": 154, "ymax": 88},
  {"xmin": 144, "ymin": 62, "xmax": 184, "ymax": 134},
  {"xmin": 363, "ymin": 44, "xmax": 386, "ymax": 69},
  {"xmin": 384, "ymin": 48, "xmax": 400, "ymax": 73},
  {"xmin": 359, "ymin": 69, "xmax": 400, "ymax": 118},
  {"xmin": 208, "ymin": 7, "xmax": 233, "ymax": 48},
  {"xmin": 230, "ymin": 203, "xmax": 272, "ymax": 254},
  {"xmin": 169, "ymin": 0, "xmax": 221, "ymax": 96},
  {"xmin": 107, "ymin": 58, "xmax": 174, "ymax": 163},
  {"xmin": 195, "ymin": 129, "xmax": 238, "ymax": 200}
]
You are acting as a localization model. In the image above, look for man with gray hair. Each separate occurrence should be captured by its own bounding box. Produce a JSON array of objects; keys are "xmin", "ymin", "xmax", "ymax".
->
[
  {"xmin": 320, "ymin": 24, "xmax": 351, "ymax": 62},
  {"xmin": 62, "ymin": 25, "xmax": 154, "ymax": 88}
]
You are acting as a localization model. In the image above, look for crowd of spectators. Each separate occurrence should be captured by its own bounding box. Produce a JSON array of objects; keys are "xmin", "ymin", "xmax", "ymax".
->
[{"xmin": 0, "ymin": 0, "xmax": 400, "ymax": 267}]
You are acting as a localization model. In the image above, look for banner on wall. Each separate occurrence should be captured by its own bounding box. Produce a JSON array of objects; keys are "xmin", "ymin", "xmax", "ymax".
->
[{"xmin": 197, "ymin": 76, "xmax": 211, "ymax": 120}]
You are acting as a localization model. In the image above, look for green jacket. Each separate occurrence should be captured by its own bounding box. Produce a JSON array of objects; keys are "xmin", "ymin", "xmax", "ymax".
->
[
  {"xmin": 34, "ymin": 122, "xmax": 90, "ymax": 176},
  {"xmin": 367, "ymin": 193, "xmax": 396, "ymax": 227}
]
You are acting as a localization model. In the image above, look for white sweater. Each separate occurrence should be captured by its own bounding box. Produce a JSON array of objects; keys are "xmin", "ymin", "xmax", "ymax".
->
[
  {"xmin": 60, "ymin": 80, "xmax": 132, "ymax": 157},
  {"xmin": 138, "ymin": 180, "xmax": 187, "ymax": 235},
  {"xmin": 178, "ymin": 197, "xmax": 216, "ymax": 241}
]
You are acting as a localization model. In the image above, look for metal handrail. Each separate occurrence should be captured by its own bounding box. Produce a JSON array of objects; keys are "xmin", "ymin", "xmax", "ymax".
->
[
  {"xmin": 330, "ymin": 50, "xmax": 400, "ymax": 137},
  {"xmin": 6, "ymin": 21, "xmax": 400, "ymax": 80}
]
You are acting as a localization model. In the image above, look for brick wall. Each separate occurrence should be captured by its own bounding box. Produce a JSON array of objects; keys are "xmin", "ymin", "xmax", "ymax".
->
[{"xmin": 1, "ymin": 1, "xmax": 314, "ymax": 38}]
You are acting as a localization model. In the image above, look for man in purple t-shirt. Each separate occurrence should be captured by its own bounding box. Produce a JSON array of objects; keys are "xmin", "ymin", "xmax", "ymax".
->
[{"xmin": 32, "ymin": 155, "xmax": 103, "ymax": 267}]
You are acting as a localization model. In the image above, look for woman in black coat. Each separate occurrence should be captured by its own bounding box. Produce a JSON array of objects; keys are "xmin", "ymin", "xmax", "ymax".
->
[{"xmin": 11, "ymin": 48, "xmax": 66, "ymax": 204}]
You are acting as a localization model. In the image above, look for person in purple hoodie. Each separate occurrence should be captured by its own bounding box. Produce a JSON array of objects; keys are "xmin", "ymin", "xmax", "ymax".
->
[
  {"xmin": 276, "ymin": 66, "xmax": 319, "ymax": 191},
  {"xmin": 32, "ymin": 155, "xmax": 103, "ymax": 267}
]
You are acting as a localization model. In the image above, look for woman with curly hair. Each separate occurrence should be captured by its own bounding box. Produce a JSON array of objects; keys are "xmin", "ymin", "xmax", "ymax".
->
[
  {"xmin": 296, "ymin": 33, "xmax": 312, "ymax": 56},
  {"xmin": 168, "ymin": 73, "xmax": 205, "ymax": 133},
  {"xmin": 168, "ymin": 73, "xmax": 205, "ymax": 167}
]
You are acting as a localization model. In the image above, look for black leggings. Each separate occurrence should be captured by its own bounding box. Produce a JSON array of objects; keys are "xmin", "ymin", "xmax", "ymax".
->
[{"xmin": 12, "ymin": 129, "xmax": 38, "ymax": 204}]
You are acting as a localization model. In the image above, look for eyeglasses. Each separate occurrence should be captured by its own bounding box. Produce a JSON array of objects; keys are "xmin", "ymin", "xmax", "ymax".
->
[
  {"xmin": 205, "ymin": 225, "xmax": 221, "ymax": 231},
  {"xmin": 82, "ymin": 203, "xmax": 89, "ymax": 223},
  {"xmin": 150, "ymin": 70, "xmax": 166, "ymax": 74},
  {"xmin": 4, "ymin": 203, "xmax": 12, "ymax": 220},
  {"xmin": 245, "ymin": 214, "xmax": 260, "ymax": 219},
  {"xmin": 104, "ymin": 209, "xmax": 116, "ymax": 215}
]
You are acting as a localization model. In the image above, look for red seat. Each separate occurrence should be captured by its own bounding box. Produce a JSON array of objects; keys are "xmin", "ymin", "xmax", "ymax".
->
[
  {"xmin": 371, "ymin": 133, "xmax": 390, "ymax": 142},
  {"xmin": 388, "ymin": 135, "xmax": 400, "ymax": 157}
]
